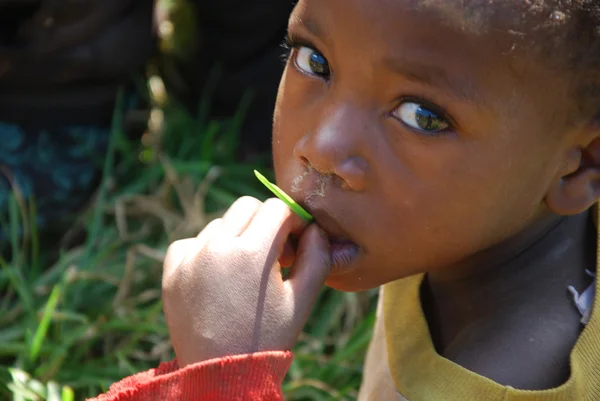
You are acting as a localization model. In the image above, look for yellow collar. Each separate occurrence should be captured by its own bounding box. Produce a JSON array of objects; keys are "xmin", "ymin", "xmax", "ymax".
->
[{"xmin": 383, "ymin": 205, "xmax": 600, "ymax": 400}]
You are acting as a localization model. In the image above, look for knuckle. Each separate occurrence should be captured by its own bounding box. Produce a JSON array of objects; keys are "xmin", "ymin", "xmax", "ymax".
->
[
  {"xmin": 262, "ymin": 197, "xmax": 291, "ymax": 217},
  {"xmin": 163, "ymin": 246, "xmax": 177, "ymax": 271},
  {"xmin": 164, "ymin": 240, "xmax": 186, "ymax": 266},
  {"xmin": 262, "ymin": 197, "xmax": 285, "ymax": 208},
  {"xmin": 162, "ymin": 239, "xmax": 193, "ymax": 289},
  {"xmin": 161, "ymin": 267, "xmax": 177, "ymax": 293},
  {"xmin": 232, "ymin": 196, "xmax": 262, "ymax": 211},
  {"xmin": 209, "ymin": 235, "xmax": 232, "ymax": 253}
]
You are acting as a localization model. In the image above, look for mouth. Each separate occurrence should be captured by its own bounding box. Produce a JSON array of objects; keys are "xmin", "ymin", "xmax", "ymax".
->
[{"xmin": 301, "ymin": 205, "xmax": 361, "ymax": 274}]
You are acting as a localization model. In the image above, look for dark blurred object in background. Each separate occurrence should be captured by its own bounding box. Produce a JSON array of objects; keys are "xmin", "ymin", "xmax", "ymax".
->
[
  {"xmin": 0, "ymin": 0, "xmax": 293, "ymax": 250},
  {"xmin": 158, "ymin": 0, "xmax": 294, "ymax": 157}
]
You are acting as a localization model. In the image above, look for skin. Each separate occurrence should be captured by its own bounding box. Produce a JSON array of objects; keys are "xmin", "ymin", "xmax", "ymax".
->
[
  {"xmin": 163, "ymin": 198, "xmax": 331, "ymax": 366},
  {"xmin": 162, "ymin": 0, "xmax": 600, "ymax": 392},
  {"xmin": 274, "ymin": 0, "xmax": 591, "ymax": 292}
]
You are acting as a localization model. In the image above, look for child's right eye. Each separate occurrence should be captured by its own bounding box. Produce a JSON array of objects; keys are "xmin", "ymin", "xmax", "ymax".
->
[
  {"xmin": 294, "ymin": 46, "xmax": 331, "ymax": 78},
  {"xmin": 392, "ymin": 101, "xmax": 451, "ymax": 135}
]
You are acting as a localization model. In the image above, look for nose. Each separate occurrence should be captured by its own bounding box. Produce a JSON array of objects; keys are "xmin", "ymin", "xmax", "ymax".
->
[{"xmin": 293, "ymin": 105, "xmax": 370, "ymax": 192}]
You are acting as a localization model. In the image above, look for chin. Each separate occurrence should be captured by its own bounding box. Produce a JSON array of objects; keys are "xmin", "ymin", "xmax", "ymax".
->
[
  {"xmin": 324, "ymin": 259, "xmax": 422, "ymax": 292},
  {"xmin": 325, "ymin": 272, "xmax": 380, "ymax": 293}
]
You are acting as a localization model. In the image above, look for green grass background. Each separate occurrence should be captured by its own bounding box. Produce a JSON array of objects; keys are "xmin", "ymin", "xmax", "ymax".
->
[{"xmin": 0, "ymin": 1, "xmax": 377, "ymax": 400}]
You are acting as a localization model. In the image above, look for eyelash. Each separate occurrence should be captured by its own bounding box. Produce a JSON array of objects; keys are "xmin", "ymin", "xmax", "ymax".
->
[
  {"xmin": 281, "ymin": 34, "xmax": 316, "ymax": 64},
  {"xmin": 280, "ymin": 34, "xmax": 455, "ymax": 136},
  {"xmin": 281, "ymin": 35, "xmax": 295, "ymax": 64}
]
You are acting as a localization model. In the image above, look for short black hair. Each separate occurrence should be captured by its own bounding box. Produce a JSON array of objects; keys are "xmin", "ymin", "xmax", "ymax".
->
[
  {"xmin": 423, "ymin": 0, "xmax": 600, "ymax": 121},
  {"xmin": 570, "ymin": 1, "xmax": 600, "ymax": 119},
  {"xmin": 531, "ymin": 0, "xmax": 600, "ymax": 121}
]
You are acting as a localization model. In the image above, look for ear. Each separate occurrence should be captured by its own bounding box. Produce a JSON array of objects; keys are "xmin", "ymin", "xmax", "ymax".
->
[{"xmin": 546, "ymin": 136, "xmax": 600, "ymax": 215}]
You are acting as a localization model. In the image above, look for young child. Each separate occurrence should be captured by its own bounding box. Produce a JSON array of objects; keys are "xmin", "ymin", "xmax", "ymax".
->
[{"xmin": 90, "ymin": 0, "xmax": 600, "ymax": 399}]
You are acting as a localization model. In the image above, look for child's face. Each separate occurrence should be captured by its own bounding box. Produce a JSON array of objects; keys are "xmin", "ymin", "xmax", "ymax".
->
[{"xmin": 272, "ymin": 0, "xmax": 581, "ymax": 291}]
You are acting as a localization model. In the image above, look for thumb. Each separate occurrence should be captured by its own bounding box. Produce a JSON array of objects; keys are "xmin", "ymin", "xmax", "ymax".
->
[{"xmin": 286, "ymin": 224, "xmax": 331, "ymax": 315}]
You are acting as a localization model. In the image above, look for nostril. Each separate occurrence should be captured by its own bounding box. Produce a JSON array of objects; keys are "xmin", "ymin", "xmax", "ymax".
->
[{"xmin": 299, "ymin": 156, "xmax": 310, "ymax": 166}]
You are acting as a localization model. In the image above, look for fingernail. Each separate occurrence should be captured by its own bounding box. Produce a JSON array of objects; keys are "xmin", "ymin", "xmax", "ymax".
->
[{"xmin": 318, "ymin": 227, "xmax": 329, "ymax": 240}]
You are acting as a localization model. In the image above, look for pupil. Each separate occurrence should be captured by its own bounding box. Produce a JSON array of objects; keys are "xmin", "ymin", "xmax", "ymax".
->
[
  {"xmin": 309, "ymin": 52, "xmax": 329, "ymax": 75},
  {"xmin": 415, "ymin": 107, "xmax": 446, "ymax": 131}
]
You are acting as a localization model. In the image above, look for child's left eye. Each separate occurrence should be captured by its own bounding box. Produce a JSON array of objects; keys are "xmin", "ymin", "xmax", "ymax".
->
[
  {"xmin": 392, "ymin": 101, "xmax": 450, "ymax": 134},
  {"xmin": 294, "ymin": 46, "xmax": 331, "ymax": 78}
]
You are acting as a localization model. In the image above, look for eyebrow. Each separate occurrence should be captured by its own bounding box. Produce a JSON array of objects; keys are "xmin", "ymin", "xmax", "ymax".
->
[
  {"xmin": 289, "ymin": 15, "xmax": 324, "ymax": 39},
  {"xmin": 290, "ymin": 13, "xmax": 484, "ymax": 107},
  {"xmin": 384, "ymin": 57, "xmax": 483, "ymax": 106}
]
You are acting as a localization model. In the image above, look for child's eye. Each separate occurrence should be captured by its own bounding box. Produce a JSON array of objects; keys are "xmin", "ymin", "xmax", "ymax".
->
[
  {"xmin": 294, "ymin": 46, "xmax": 330, "ymax": 78},
  {"xmin": 392, "ymin": 101, "xmax": 450, "ymax": 134}
]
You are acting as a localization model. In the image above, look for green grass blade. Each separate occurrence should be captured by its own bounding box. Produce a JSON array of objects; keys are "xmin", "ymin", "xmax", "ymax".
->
[
  {"xmin": 29, "ymin": 283, "xmax": 62, "ymax": 363},
  {"xmin": 0, "ymin": 260, "xmax": 34, "ymax": 315},
  {"xmin": 199, "ymin": 120, "xmax": 220, "ymax": 163},
  {"xmin": 28, "ymin": 198, "xmax": 40, "ymax": 275},
  {"xmin": 0, "ymin": 343, "xmax": 26, "ymax": 356},
  {"xmin": 85, "ymin": 88, "xmax": 124, "ymax": 258},
  {"xmin": 309, "ymin": 290, "xmax": 346, "ymax": 339},
  {"xmin": 8, "ymin": 195, "xmax": 21, "ymax": 266},
  {"xmin": 34, "ymin": 324, "xmax": 90, "ymax": 380},
  {"xmin": 254, "ymin": 170, "xmax": 313, "ymax": 222},
  {"xmin": 61, "ymin": 386, "xmax": 74, "ymax": 401}
]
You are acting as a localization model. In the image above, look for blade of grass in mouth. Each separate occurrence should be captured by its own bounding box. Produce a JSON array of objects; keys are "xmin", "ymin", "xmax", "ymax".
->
[{"xmin": 254, "ymin": 170, "xmax": 314, "ymax": 222}]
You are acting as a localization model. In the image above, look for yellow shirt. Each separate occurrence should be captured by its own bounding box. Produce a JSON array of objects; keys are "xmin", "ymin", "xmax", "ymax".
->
[{"xmin": 359, "ymin": 211, "xmax": 600, "ymax": 401}]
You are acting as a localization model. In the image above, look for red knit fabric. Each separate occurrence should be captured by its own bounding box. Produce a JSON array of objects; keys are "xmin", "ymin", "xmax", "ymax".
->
[{"xmin": 87, "ymin": 351, "xmax": 293, "ymax": 401}]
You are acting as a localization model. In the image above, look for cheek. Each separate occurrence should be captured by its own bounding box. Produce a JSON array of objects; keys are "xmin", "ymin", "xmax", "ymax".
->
[
  {"xmin": 272, "ymin": 74, "xmax": 292, "ymax": 175},
  {"xmin": 273, "ymin": 70, "xmax": 321, "ymax": 176},
  {"xmin": 365, "ymin": 138, "xmax": 553, "ymax": 274}
]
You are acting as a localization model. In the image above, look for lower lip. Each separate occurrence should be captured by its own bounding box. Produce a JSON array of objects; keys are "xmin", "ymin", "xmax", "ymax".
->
[{"xmin": 330, "ymin": 241, "xmax": 360, "ymax": 273}]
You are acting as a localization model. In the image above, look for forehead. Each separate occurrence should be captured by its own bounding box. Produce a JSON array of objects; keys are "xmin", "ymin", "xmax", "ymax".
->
[
  {"xmin": 292, "ymin": 0, "xmax": 571, "ymax": 55},
  {"xmin": 291, "ymin": 0, "xmax": 578, "ymax": 84},
  {"xmin": 289, "ymin": 0, "xmax": 579, "ymax": 132}
]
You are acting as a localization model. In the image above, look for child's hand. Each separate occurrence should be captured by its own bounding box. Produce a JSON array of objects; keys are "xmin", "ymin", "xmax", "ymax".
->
[{"xmin": 162, "ymin": 197, "xmax": 331, "ymax": 367}]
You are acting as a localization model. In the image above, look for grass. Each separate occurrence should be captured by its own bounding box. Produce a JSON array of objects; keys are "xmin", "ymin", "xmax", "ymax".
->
[
  {"xmin": 254, "ymin": 170, "xmax": 314, "ymax": 222},
  {"xmin": 0, "ymin": 2, "xmax": 378, "ymax": 400}
]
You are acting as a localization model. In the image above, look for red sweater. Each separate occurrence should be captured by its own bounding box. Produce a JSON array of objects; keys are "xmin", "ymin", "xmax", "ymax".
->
[{"xmin": 87, "ymin": 351, "xmax": 293, "ymax": 401}]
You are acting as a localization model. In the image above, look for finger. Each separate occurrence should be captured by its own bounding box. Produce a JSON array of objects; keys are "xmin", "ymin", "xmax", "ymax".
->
[
  {"xmin": 242, "ymin": 198, "xmax": 308, "ymax": 253},
  {"xmin": 163, "ymin": 238, "xmax": 197, "ymax": 275},
  {"xmin": 163, "ymin": 218, "xmax": 223, "ymax": 291},
  {"xmin": 162, "ymin": 237, "xmax": 200, "ymax": 296},
  {"xmin": 196, "ymin": 218, "xmax": 224, "ymax": 244},
  {"xmin": 279, "ymin": 237, "xmax": 297, "ymax": 268},
  {"xmin": 285, "ymin": 225, "xmax": 331, "ymax": 318},
  {"xmin": 220, "ymin": 196, "xmax": 263, "ymax": 237},
  {"xmin": 166, "ymin": 218, "xmax": 223, "ymax": 272}
]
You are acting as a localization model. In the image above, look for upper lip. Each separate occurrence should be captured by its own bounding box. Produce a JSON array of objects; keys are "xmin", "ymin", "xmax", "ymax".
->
[{"xmin": 288, "ymin": 169, "xmax": 355, "ymax": 243}]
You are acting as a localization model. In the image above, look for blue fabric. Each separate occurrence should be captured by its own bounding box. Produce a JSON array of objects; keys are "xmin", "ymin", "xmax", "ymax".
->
[
  {"xmin": 0, "ymin": 93, "xmax": 140, "ymax": 247},
  {"xmin": 0, "ymin": 123, "xmax": 109, "ymax": 242}
]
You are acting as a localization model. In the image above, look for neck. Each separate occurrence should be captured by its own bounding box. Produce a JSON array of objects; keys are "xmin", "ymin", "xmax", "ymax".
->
[{"xmin": 422, "ymin": 209, "xmax": 595, "ymax": 353}]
